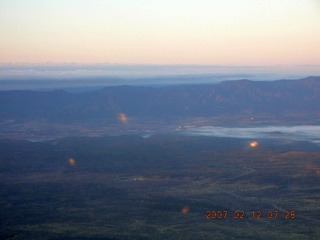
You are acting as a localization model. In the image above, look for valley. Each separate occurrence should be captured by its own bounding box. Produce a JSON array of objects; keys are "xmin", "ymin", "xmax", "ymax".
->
[{"xmin": 1, "ymin": 135, "xmax": 319, "ymax": 239}]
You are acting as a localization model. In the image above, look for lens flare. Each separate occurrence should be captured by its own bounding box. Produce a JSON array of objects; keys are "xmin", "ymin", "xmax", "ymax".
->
[
  {"xmin": 250, "ymin": 141, "xmax": 259, "ymax": 147},
  {"xmin": 68, "ymin": 158, "xmax": 76, "ymax": 166},
  {"xmin": 181, "ymin": 206, "xmax": 190, "ymax": 215},
  {"xmin": 119, "ymin": 113, "xmax": 128, "ymax": 124}
]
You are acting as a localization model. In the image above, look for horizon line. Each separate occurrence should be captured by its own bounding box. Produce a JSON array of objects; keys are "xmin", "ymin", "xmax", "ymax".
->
[{"xmin": 1, "ymin": 62, "xmax": 320, "ymax": 67}]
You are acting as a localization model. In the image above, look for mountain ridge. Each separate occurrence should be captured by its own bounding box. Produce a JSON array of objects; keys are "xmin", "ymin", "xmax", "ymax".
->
[{"xmin": 1, "ymin": 76, "xmax": 320, "ymax": 124}]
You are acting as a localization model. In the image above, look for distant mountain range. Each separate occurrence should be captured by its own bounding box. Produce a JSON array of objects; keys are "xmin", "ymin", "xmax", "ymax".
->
[{"xmin": 1, "ymin": 76, "xmax": 320, "ymax": 124}]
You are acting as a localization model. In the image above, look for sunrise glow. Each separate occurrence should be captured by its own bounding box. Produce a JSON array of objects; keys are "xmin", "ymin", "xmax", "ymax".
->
[{"xmin": 1, "ymin": 0, "xmax": 319, "ymax": 65}]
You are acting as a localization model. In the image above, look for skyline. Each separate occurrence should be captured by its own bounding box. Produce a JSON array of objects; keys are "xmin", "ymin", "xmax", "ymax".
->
[
  {"xmin": 1, "ymin": 63, "xmax": 320, "ymax": 81},
  {"xmin": 1, "ymin": 0, "xmax": 320, "ymax": 65},
  {"xmin": 1, "ymin": 64, "xmax": 320, "ymax": 91}
]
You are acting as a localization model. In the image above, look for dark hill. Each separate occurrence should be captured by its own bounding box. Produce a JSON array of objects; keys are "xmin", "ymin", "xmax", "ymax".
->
[{"xmin": 0, "ymin": 76, "xmax": 320, "ymax": 124}]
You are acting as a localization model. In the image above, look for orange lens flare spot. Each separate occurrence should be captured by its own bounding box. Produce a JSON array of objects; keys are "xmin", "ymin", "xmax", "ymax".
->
[
  {"xmin": 119, "ymin": 113, "xmax": 128, "ymax": 124},
  {"xmin": 68, "ymin": 158, "xmax": 76, "ymax": 166},
  {"xmin": 181, "ymin": 206, "xmax": 190, "ymax": 215},
  {"xmin": 250, "ymin": 141, "xmax": 259, "ymax": 147}
]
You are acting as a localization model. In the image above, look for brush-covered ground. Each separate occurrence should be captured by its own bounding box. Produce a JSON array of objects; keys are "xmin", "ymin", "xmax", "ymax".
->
[{"xmin": 0, "ymin": 135, "xmax": 319, "ymax": 240}]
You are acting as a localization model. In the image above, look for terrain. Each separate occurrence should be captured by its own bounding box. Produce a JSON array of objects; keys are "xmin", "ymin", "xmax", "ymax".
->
[
  {"xmin": 0, "ymin": 135, "xmax": 320, "ymax": 239},
  {"xmin": 1, "ymin": 76, "xmax": 320, "ymax": 239},
  {"xmin": 1, "ymin": 76, "xmax": 320, "ymax": 140}
]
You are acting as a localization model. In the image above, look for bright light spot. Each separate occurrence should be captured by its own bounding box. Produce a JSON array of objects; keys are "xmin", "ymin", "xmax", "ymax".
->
[
  {"xmin": 250, "ymin": 141, "xmax": 259, "ymax": 147},
  {"xmin": 181, "ymin": 206, "xmax": 190, "ymax": 215},
  {"xmin": 119, "ymin": 113, "xmax": 128, "ymax": 124},
  {"xmin": 68, "ymin": 158, "xmax": 76, "ymax": 166}
]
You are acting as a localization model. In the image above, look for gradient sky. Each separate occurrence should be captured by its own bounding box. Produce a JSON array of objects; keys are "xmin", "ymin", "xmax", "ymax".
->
[{"xmin": 1, "ymin": 0, "xmax": 320, "ymax": 65}]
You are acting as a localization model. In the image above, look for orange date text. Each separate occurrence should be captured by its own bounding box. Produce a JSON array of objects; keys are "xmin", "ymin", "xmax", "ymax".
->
[{"xmin": 206, "ymin": 210, "xmax": 296, "ymax": 220}]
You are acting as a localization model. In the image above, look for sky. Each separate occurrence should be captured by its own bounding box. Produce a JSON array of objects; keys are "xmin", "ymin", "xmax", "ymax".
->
[{"xmin": 1, "ymin": 0, "xmax": 320, "ymax": 66}]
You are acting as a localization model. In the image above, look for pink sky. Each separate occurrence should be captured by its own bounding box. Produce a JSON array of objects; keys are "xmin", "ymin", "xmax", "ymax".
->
[{"xmin": 1, "ymin": 0, "xmax": 320, "ymax": 65}]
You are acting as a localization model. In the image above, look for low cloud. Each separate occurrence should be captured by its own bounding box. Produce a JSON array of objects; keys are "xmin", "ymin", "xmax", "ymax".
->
[{"xmin": 183, "ymin": 126, "xmax": 320, "ymax": 144}]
